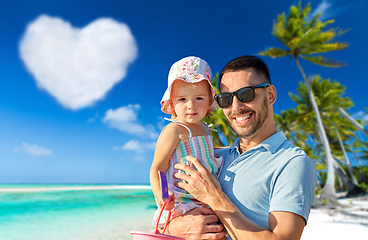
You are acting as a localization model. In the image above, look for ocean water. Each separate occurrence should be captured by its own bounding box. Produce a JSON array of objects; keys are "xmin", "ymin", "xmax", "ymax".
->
[{"xmin": 0, "ymin": 184, "xmax": 156, "ymax": 240}]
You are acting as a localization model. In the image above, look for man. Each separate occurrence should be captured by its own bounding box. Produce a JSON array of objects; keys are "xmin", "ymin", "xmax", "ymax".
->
[{"xmin": 168, "ymin": 55, "xmax": 317, "ymax": 240}]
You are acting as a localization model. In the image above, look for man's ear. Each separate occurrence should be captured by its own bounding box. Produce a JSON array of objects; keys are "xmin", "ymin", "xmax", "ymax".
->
[{"xmin": 268, "ymin": 85, "xmax": 277, "ymax": 105}]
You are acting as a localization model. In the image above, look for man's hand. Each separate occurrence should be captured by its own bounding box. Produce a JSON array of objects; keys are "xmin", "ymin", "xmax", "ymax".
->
[
  {"xmin": 174, "ymin": 155, "xmax": 222, "ymax": 205},
  {"xmin": 168, "ymin": 207, "xmax": 227, "ymax": 240}
]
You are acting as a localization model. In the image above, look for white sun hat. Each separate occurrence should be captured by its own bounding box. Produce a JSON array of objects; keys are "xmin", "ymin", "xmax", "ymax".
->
[{"xmin": 160, "ymin": 56, "xmax": 219, "ymax": 114}]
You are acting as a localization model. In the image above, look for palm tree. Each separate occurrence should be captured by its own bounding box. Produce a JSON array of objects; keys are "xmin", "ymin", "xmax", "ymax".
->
[
  {"xmin": 338, "ymin": 108, "xmax": 368, "ymax": 138},
  {"xmin": 259, "ymin": 2, "xmax": 348, "ymax": 201},
  {"xmin": 206, "ymin": 73, "xmax": 237, "ymax": 147},
  {"xmin": 350, "ymin": 140, "xmax": 368, "ymax": 183},
  {"xmin": 333, "ymin": 122, "xmax": 357, "ymax": 185},
  {"xmin": 287, "ymin": 77, "xmax": 362, "ymax": 195},
  {"xmin": 275, "ymin": 109, "xmax": 316, "ymax": 157},
  {"xmin": 275, "ymin": 109, "xmax": 298, "ymax": 142}
]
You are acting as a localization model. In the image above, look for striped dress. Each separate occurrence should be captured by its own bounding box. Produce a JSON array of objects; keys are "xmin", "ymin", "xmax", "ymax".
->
[
  {"xmin": 153, "ymin": 120, "xmax": 223, "ymax": 227},
  {"xmin": 166, "ymin": 121, "xmax": 223, "ymax": 214}
]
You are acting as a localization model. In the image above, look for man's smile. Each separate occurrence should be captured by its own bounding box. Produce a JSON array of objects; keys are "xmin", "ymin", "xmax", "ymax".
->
[{"xmin": 233, "ymin": 113, "xmax": 253, "ymax": 124}]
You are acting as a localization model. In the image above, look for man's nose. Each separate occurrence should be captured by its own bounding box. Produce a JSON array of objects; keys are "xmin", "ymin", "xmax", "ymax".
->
[{"xmin": 231, "ymin": 96, "xmax": 243, "ymax": 111}]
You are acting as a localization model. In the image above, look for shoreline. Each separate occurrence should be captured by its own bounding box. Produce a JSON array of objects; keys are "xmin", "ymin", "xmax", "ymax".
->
[{"xmin": 0, "ymin": 185, "xmax": 152, "ymax": 193}]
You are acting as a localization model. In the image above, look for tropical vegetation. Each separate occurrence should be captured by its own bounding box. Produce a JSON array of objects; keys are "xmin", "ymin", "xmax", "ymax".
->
[
  {"xmin": 258, "ymin": 1, "xmax": 358, "ymax": 201},
  {"xmin": 206, "ymin": 73, "xmax": 237, "ymax": 146},
  {"xmin": 209, "ymin": 1, "xmax": 367, "ymax": 202},
  {"xmin": 276, "ymin": 77, "xmax": 367, "ymax": 196}
]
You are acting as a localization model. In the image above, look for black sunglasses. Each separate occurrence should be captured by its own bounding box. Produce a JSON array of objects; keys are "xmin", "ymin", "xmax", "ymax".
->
[{"xmin": 215, "ymin": 83, "xmax": 270, "ymax": 108}]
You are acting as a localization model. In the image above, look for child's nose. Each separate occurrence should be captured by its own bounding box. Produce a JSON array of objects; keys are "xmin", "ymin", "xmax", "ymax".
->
[{"xmin": 187, "ymin": 100, "xmax": 196, "ymax": 109}]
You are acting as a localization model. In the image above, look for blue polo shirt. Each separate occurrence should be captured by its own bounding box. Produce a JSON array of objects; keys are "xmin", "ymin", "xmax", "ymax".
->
[{"xmin": 215, "ymin": 132, "xmax": 317, "ymax": 230}]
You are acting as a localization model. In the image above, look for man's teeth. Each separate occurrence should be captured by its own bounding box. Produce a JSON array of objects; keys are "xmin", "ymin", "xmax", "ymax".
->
[{"xmin": 236, "ymin": 114, "xmax": 251, "ymax": 121}]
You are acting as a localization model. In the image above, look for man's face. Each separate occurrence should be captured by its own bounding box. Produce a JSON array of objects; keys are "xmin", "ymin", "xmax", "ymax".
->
[{"xmin": 220, "ymin": 69, "xmax": 271, "ymax": 139}]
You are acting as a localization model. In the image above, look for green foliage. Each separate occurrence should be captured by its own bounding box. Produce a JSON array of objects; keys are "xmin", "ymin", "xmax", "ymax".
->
[
  {"xmin": 315, "ymin": 187, "xmax": 322, "ymax": 196},
  {"xmin": 259, "ymin": 1, "xmax": 348, "ymax": 67},
  {"xmin": 275, "ymin": 77, "xmax": 368, "ymax": 190},
  {"xmin": 359, "ymin": 182, "xmax": 368, "ymax": 191},
  {"xmin": 260, "ymin": 1, "xmax": 368, "ymax": 195},
  {"xmin": 356, "ymin": 163, "xmax": 368, "ymax": 191},
  {"xmin": 351, "ymin": 139, "xmax": 368, "ymax": 162},
  {"xmin": 206, "ymin": 73, "xmax": 237, "ymax": 147},
  {"xmin": 275, "ymin": 77, "xmax": 357, "ymax": 161},
  {"xmin": 321, "ymin": 199, "xmax": 329, "ymax": 204}
]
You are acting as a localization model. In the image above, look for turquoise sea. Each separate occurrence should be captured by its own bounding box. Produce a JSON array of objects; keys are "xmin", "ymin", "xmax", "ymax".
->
[{"xmin": 0, "ymin": 184, "xmax": 155, "ymax": 240}]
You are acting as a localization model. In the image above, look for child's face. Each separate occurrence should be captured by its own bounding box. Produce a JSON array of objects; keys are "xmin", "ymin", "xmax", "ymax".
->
[{"xmin": 170, "ymin": 80, "xmax": 211, "ymax": 124}]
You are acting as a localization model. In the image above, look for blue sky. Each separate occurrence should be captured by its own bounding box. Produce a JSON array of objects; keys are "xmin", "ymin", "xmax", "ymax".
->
[{"xmin": 0, "ymin": 0, "xmax": 367, "ymax": 184}]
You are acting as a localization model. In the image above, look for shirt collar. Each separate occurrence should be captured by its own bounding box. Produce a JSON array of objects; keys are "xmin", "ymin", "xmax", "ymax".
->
[{"xmin": 229, "ymin": 132, "xmax": 287, "ymax": 154}]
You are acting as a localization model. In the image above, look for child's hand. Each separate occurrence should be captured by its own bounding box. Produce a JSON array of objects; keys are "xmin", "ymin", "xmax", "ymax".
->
[{"xmin": 163, "ymin": 191, "xmax": 175, "ymax": 211}]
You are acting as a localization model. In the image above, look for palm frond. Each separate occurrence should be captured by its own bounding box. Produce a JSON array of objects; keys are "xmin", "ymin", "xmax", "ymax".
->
[
  {"xmin": 307, "ymin": 14, "xmax": 320, "ymax": 29},
  {"xmin": 266, "ymin": 1, "xmax": 347, "ymax": 66},
  {"xmin": 305, "ymin": 42, "xmax": 348, "ymax": 55},
  {"xmin": 259, "ymin": 48, "xmax": 291, "ymax": 58},
  {"xmin": 299, "ymin": 2, "xmax": 311, "ymax": 20},
  {"xmin": 300, "ymin": 55, "xmax": 346, "ymax": 67}
]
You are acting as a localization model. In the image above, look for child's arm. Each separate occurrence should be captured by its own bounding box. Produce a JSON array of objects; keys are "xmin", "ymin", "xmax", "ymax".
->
[{"xmin": 150, "ymin": 123, "xmax": 181, "ymax": 209}]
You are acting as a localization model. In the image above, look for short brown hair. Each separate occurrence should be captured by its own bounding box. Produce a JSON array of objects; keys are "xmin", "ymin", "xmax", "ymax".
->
[{"xmin": 220, "ymin": 55, "xmax": 271, "ymax": 84}]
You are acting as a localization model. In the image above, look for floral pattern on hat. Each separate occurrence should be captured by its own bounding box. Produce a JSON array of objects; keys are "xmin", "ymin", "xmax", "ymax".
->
[{"xmin": 160, "ymin": 56, "xmax": 219, "ymax": 114}]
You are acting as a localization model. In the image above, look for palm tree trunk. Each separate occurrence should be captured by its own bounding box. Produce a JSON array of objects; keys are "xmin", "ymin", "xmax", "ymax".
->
[
  {"xmin": 333, "ymin": 159, "xmax": 363, "ymax": 195},
  {"xmin": 294, "ymin": 56, "xmax": 337, "ymax": 201},
  {"xmin": 338, "ymin": 107, "xmax": 368, "ymax": 138},
  {"xmin": 351, "ymin": 150, "xmax": 368, "ymax": 182},
  {"xmin": 333, "ymin": 122, "xmax": 358, "ymax": 185}
]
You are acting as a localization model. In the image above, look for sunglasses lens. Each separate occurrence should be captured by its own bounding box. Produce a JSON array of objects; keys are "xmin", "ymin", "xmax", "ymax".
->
[
  {"xmin": 216, "ymin": 93, "xmax": 233, "ymax": 108},
  {"xmin": 216, "ymin": 87, "xmax": 256, "ymax": 108},
  {"xmin": 237, "ymin": 88, "xmax": 254, "ymax": 103}
]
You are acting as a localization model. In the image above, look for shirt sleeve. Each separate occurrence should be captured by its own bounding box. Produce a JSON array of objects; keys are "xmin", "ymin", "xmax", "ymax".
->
[{"xmin": 269, "ymin": 155, "xmax": 317, "ymax": 224}]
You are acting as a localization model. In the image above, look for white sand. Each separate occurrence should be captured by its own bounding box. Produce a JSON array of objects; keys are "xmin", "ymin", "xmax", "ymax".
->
[
  {"xmin": 301, "ymin": 196, "xmax": 368, "ymax": 240},
  {"xmin": 125, "ymin": 195, "xmax": 368, "ymax": 240},
  {"xmin": 126, "ymin": 195, "xmax": 368, "ymax": 240},
  {"xmin": 106, "ymin": 194, "xmax": 368, "ymax": 240}
]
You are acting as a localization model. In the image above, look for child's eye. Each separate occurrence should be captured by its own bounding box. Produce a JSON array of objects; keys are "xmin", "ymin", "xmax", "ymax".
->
[
  {"xmin": 178, "ymin": 98, "xmax": 186, "ymax": 102},
  {"xmin": 196, "ymin": 97, "xmax": 204, "ymax": 100}
]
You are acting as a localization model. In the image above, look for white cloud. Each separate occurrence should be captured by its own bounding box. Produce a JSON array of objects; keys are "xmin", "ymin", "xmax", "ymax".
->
[
  {"xmin": 352, "ymin": 111, "xmax": 368, "ymax": 122},
  {"xmin": 316, "ymin": 1, "xmax": 332, "ymax": 18},
  {"xmin": 102, "ymin": 105, "xmax": 158, "ymax": 139},
  {"xmin": 308, "ymin": 0, "xmax": 352, "ymax": 21},
  {"xmin": 121, "ymin": 140, "xmax": 156, "ymax": 153},
  {"xmin": 308, "ymin": 0, "xmax": 333, "ymax": 20},
  {"xmin": 120, "ymin": 153, "xmax": 148, "ymax": 163},
  {"xmin": 19, "ymin": 15, "xmax": 137, "ymax": 110},
  {"xmin": 129, "ymin": 155, "xmax": 146, "ymax": 163},
  {"xmin": 157, "ymin": 116, "xmax": 167, "ymax": 131},
  {"xmin": 15, "ymin": 142, "xmax": 53, "ymax": 158},
  {"xmin": 87, "ymin": 111, "xmax": 99, "ymax": 122}
]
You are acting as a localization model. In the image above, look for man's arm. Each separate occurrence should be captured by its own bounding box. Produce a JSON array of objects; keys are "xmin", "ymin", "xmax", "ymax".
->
[
  {"xmin": 167, "ymin": 207, "xmax": 227, "ymax": 240},
  {"xmin": 174, "ymin": 156, "xmax": 306, "ymax": 240}
]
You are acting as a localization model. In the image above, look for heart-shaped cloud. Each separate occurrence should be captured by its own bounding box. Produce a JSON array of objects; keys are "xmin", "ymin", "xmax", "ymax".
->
[{"xmin": 19, "ymin": 15, "xmax": 137, "ymax": 110}]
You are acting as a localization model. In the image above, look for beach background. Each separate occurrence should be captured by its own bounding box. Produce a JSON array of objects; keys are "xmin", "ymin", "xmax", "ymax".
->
[
  {"xmin": 0, "ymin": 185, "xmax": 154, "ymax": 240},
  {"xmin": 1, "ymin": 0, "xmax": 368, "ymax": 239},
  {"xmin": 1, "ymin": 185, "xmax": 367, "ymax": 240}
]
